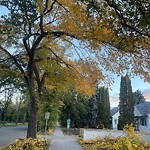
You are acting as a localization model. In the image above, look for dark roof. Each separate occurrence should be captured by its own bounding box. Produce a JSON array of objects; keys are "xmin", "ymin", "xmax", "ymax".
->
[
  {"xmin": 135, "ymin": 102, "xmax": 150, "ymax": 116},
  {"xmin": 110, "ymin": 107, "xmax": 119, "ymax": 116}
]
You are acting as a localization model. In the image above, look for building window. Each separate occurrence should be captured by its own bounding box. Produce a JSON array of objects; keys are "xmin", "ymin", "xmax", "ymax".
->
[
  {"xmin": 140, "ymin": 117, "xmax": 146, "ymax": 126},
  {"xmin": 114, "ymin": 119, "xmax": 117, "ymax": 124}
]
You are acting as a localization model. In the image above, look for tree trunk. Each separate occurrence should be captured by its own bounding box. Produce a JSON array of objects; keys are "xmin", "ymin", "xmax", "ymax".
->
[
  {"xmin": 23, "ymin": 113, "xmax": 26, "ymax": 124},
  {"xmin": 27, "ymin": 96, "xmax": 38, "ymax": 138},
  {"xmin": 15, "ymin": 112, "xmax": 19, "ymax": 125},
  {"xmin": 26, "ymin": 57, "xmax": 38, "ymax": 138}
]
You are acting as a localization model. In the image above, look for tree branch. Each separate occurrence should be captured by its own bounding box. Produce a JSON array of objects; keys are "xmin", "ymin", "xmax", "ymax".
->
[
  {"xmin": 105, "ymin": 0, "xmax": 150, "ymax": 37},
  {"xmin": 44, "ymin": 0, "xmax": 57, "ymax": 15},
  {"xmin": 0, "ymin": 45, "xmax": 29, "ymax": 85},
  {"xmin": 50, "ymin": 31, "xmax": 78, "ymax": 39}
]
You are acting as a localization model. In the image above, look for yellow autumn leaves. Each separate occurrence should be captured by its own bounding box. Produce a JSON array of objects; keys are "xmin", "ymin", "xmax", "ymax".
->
[{"xmin": 1, "ymin": 137, "xmax": 50, "ymax": 150}]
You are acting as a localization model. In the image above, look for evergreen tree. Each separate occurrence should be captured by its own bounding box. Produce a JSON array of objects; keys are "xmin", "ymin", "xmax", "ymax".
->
[
  {"xmin": 96, "ymin": 86, "xmax": 110, "ymax": 129},
  {"xmin": 118, "ymin": 75, "xmax": 135, "ymax": 130},
  {"xmin": 133, "ymin": 90, "xmax": 145, "ymax": 105},
  {"xmin": 87, "ymin": 95, "xmax": 97, "ymax": 128}
]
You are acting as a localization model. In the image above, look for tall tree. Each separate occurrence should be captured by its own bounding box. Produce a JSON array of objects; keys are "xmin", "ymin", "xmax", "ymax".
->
[
  {"xmin": 133, "ymin": 90, "xmax": 145, "ymax": 105},
  {"xmin": 87, "ymin": 95, "xmax": 97, "ymax": 128},
  {"xmin": 0, "ymin": 0, "xmax": 149, "ymax": 138},
  {"xmin": 96, "ymin": 86, "xmax": 110, "ymax": 129},
  {"xmin": 118, "ymin": 75, "xmax": 135, "ymax": 130}
]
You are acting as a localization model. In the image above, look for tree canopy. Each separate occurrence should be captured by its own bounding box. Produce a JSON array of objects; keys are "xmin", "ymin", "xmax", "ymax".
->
[
  {"xmin": 0, "ymin": 0, "xmax": 149, "ymax": 85},
  {"xmin": 133, "ymin": 90, "xmax": 146, "ymax": 105}
]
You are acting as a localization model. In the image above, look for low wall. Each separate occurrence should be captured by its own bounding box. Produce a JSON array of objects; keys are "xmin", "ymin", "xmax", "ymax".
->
[
  {"xmin": 83, "ymin": 129, "xmax": 150, "ymax": 144},
  {"xmin": 61, "ymin": 128, "xmax": 80, "ymax": 135},
  {"xmin": 83, "ymin": 129, "xmax": 125, "ymax": 140}
]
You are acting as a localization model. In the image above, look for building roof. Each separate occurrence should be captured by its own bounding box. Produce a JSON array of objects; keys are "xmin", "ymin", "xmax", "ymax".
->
[
  {"xmin": 135, "ymin": 102, "xmax": 150, "ymax": 116},
  {"xmin": 110, "ymin": 107, "xmax": 119, "ymax": 116},
  {"xmin": 134, "ymin": 106, "xmax": 142, "ymax": 117}
]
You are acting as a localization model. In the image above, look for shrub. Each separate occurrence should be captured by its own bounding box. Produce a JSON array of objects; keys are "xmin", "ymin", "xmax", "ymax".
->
[
  {"xmin": 1, "ymin": 137, "xmax": 50, "ymax": 150},
  {"xmin": 46, "ymin": 129, "xmax": 54, "ymax": 135}
]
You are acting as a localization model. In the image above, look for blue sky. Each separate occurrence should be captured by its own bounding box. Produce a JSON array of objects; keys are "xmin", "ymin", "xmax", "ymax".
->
[{"xmin": 0, "ymin": 5, "xmax": 149, "ymax": 107}]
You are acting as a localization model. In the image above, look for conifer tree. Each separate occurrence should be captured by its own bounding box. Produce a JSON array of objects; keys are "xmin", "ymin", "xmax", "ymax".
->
[
  {"xmin": 133, "ymin": 90, "xmax": 145, "ymax": 105},
  {"xmin": 96, "ymin": 86, "xmax": 110, "ymax": 128},
  {"xmin": 118, "ymin": 75, "xmax": 135, "ymax": 130},
  {"xmin": 87, "ymin": 95, "xmax": 97, "ymax": 128}
]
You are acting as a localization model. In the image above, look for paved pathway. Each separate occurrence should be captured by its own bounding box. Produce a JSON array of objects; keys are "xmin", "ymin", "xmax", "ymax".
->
[
  {"xmin": 0, "ymin": 126, "xmax": 27, "ymax": 148},
  {"xmin": 48, "ymin": 123, "xmax": 82, "ymax": 150}
]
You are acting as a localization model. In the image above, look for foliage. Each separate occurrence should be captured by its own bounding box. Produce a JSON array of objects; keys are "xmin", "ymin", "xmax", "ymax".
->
[
  {"xmin": 0, "ymin": 85, "xmax": 15, "ymax": 124},
  {"xmin": 87, "ymin": 86, "xmax": 110, "ymax": 128},
  {"xmin": 118, "ymin": 75, "xmax": 135, "ymax": 130},
  {"xmin": 133, "ymin": 90, "xmax": 146, "ymax": 105},
  {"xmin": 1, "ymin": 137, "xmax": 50, "ymax": 150},
  {"xmin": 0, "ymin": 89, "xmax": 28, "ymax": 124},
  {"xmin": 96, "ymin": 86, "xmax": 110, "ymax": 129},
  {"xmin": 39, "ymin": 90, "xmax": 61, "ymax": 130},
  {"xmin": 46, "ymin": 129, "xmax": 54, "ymax": 135},
  {"xmin": 79, "ymin": 125, "xmax": 150, "ymax": 150},
  {"xmin": 83, "ymin": 0, "xmax": 150, "ymax": 37},
  {"xmin": 60, "ymin": 91, "xmax": 88, "ymax": 128},
  {"xmin": 87, "ymin": 95, "xmax": 97, "ymax": 128}
]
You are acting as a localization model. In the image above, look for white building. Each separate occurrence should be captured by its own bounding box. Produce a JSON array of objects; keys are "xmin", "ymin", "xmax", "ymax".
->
[
  {"xmin": 110, "ymin": 102, "xmax": 150, "ymax": 133},
  {"xmin": 134, "ymin": 102, "xmax": 150, "ymax": 133},
  {"xmin": 110, "ymin": 107, "xmax": 119, "ymax": 130}
]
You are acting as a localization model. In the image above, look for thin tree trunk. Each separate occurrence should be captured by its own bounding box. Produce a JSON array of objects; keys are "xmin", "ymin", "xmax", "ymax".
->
[
  {"xmin": 23, "ymin": 113, "xmax": 26, "ymax": 124},
  {"xmin": 15, "ymin": 112, "xmax": 19, "ymax": 125}
]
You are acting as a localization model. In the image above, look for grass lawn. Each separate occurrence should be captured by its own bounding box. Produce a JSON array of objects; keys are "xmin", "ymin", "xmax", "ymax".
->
[{"xmin": 0, "ymin": 122, "xmax": 27, "ymax": 128}]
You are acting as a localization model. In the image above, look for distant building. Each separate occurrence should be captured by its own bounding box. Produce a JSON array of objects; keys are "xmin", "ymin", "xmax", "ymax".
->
[
  {"xmin": 134, "ymin": 102, "xmax": 150, "ymax": 133},
  {"xmin": 110, "ymin": 107, "xmax": 119, "ymax": 130},
  {"xmin": 110, "ymin": 102, "xmax": 150, "ymax": 133}
]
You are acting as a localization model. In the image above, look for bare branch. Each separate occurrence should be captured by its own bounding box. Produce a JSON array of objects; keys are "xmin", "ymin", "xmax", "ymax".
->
[
  {"xmin": 51, "ymin": 31, "xmax": 78, "ymax": 39},
  {"xmin": 44, "ymin": 0, "xmax": 57, "ymax": 15}
]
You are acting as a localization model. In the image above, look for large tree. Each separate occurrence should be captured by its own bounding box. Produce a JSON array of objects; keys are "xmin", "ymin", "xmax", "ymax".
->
[
  {"xmin": 0, "ymin": 0, "xmax": 149, "ymax": 138},
  {"xmin": 87, "ymin": 95, "xmax": 97, "ymax": 128},
  {"xmin": 118, "ymin": 75, "xmax": 135, "ymax": 130}
]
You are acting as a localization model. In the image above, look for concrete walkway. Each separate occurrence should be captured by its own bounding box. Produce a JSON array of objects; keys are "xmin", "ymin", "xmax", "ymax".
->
[{"xmin": 48, "ymin": 123, "xmax": 82, "ymax": 150}]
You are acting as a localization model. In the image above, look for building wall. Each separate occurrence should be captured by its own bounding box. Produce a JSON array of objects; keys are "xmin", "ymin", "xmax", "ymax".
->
[
  {"xmin": 138, "ymin": 114, "xmax": 150, "ymax": 133},
  {"xmin": 84, "ymin": 129, "xmax": 125, "ymax": 140},
  {"xmin": 112, "ymin": 111, "xmax": 119, "ymax": 130}
]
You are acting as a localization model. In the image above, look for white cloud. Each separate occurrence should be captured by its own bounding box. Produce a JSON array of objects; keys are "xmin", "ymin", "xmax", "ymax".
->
[
  {"xmin": 110, "ymin": 93, "xmax": 119, "ymax": 107},
  {"xmin": 142, "ymin": 89, "xmax": 150, "ymax": 101}
]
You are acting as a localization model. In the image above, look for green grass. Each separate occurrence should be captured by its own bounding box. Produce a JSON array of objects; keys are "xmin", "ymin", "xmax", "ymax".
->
[{"xmin": 0, "ymin": 122, "xmax": 27, "ymax": 128}]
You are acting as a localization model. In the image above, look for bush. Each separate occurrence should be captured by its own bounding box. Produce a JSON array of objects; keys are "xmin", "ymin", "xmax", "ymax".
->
[
  {"xmin": 46, "ymin": 129, "xmax": 54, "ymax": 135},
  {"xmin": 1, "ymin": 137, "xmax": 50, "ymax": 150}
]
